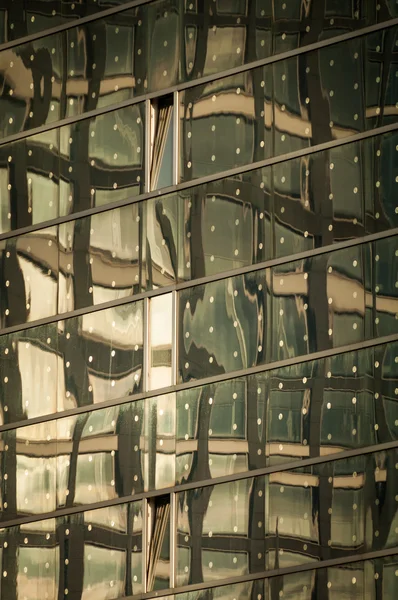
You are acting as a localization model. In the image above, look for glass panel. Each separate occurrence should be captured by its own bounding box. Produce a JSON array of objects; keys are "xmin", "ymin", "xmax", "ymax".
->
[
  {"xmin": 0, "ymin": 500, "xmax": 142, "ymax": 599},
  {"xmin": 374, "ymin": 235, "xmax": 398, "ymax": 337},
  {"xmin": 178, "ymin": 235, "xmax": 397, "ymax": 384},
  {"xmin": 176, "ymin": 448, "xmax": 398, "ymax": 587},
  {"xmin": 61, "ymin": 104, "xmax": 145, "ymax": 215},
  {"xmin": 179, "ymin": 26, "xmax": 398, "ymax": 184},
  {"xmin": 1, "ymin": 2, "xmax": 397, "ymax": 140},
  {"xmin": 0, "ymin": 226, "xmax": 58, "ymax": 328},
  {"xmin": 178, "ymin": 268, "xmax": 268, "ymax": 382},
  {"xmin": 0, "ymin": 301, "xmax": 143, "ymax": 426},
  {"xmin": 176, "ymin": 340, "xmax": 397, "ymax": 483},
  {"xmin": 1, "ymin": 130, "xmax": 397, "ymax": 316},
  {"xmin": 58, "ymin": 203, "xmax": 142, "ymax": 315},
  {"xmin": 179, "ymin": 66, "xmax": 273, "ymax": 181},
  {"xmin": 144, "ymin": 394, "xmax": 176, "ymax": 491},
  {"xmin": 147, "ymin": 496, "xmax": 171, "ymax": 591},
  {"xmin": 148, "ymin": 294, "xmax": 173, "ymax": 390}
]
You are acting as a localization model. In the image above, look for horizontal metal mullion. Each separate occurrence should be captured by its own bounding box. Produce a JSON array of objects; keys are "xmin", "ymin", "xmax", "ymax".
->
[
  {"xmin": 1, "ymin": 120, "xmax": 397, "ymax": 243},
  {"xmin": 0, "ymin": 331, "xmax": 396, "ymax": 433},
  {"xmin": 0, "ymin": 18, "xmax": 397, "ymax": 149},
  {"xmin": 0, "ymin": 438, "xmax": 396, "ymax": 529},
  {"xmin": 0, "ymin": 225, "xmax": 397, "ymax": 336}
]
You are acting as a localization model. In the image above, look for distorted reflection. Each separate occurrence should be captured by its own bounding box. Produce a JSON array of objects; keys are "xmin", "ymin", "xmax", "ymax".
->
[
  {"xmin": 0, "ymin": 131, "xmax": 397, "ymax": 323},
  {"xmin": 0, "ymin": 337, "xmax": 396, "ymax": 496},
  {"xmin": 0, "ymin": 500, "xmax": 143, "ymax": 600},
  {"xmin": 58, "ymin": 301, "xmax": 143, "ymax": 410},
  {"xmin": 0, "ymin": 391, "xmax": 176, "ymax": 520},
  {"xmin": 0, "ymin": 340, "xmax": 395, "ymax": 518},
  {"xmin": 179, "ymin": 26, "xmax": 398, "ymax": 183},
  {"xmin": 0, "ymin": 226, "xmax": 58, "ymax": 329},
  {"xmin": 1, "ymin": 0, "xmax": 396, "ymax": 140},
  {"xmin": 179, "ymin": 269, "xmax": 268, "ymax": 382},
  {"xmin": 178, "ymin": 235, "xmax": 398, "ymax": 382},
  {"xmin": 58, "ymin": 203, "xmax": 141, "ymax": 314},
  {"xmin": 169, "ymin": 553, "xmax": 398, "ymax": 599},
  {"xmin": 176, "ymin": 340, "xmax": 397, "ymax": 481},
  {"xmin": 177, "ymin": 448, "xmax": 398, "ymax": 585},
  {"xmin": 144, "ymin": 394, "xmax": 176, "ymax": 491}
]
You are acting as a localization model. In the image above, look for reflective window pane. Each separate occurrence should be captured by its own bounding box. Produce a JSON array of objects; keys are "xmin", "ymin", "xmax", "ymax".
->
[
  {"xmin": 179, "ymin": 27, "xmax": 398, "ymax": 184},
  {"xmin": 0, "ymin": 500, "xmax": 143, "ymax": 599},
  {"xmin": 0, "ymin": 301, "xmax": 143, "ymax": 427},
  {"xmin": 178, "ymin": 235, "xmax": 398, "ymax": 384},
  {"xmin": 176, "ymin": 448, "xmax": 398, "ymax": 586},
  {"xmin": 1, "ymin": 2, "xmax": 397, "ymax": 140}
]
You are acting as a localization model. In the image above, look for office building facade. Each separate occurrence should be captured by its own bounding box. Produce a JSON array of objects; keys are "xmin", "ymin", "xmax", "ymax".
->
[{"xmin": 0, "ymin": 0, "xmax": 397, "ymax": 598}]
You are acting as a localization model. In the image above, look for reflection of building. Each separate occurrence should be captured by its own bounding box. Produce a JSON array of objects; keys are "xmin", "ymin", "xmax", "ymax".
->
[{"xmin": 0, "ymin": 1, "xmax": 397, "ymax": 599}]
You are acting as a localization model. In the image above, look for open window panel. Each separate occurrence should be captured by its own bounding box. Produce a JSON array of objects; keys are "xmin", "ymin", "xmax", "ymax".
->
[
  {"xmin": 149, "ymin": 94, "xmax": 176, "ymax": 191},
  {"xmin": 146, "ymin": 494, "xmax": 172, "ymax": 591}
]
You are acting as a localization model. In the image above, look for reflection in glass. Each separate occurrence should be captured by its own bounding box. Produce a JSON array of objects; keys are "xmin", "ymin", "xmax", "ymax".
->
[
  {"xmin": 0, "ymin": 500, "xmax": 142, "ymax": 599},
  {"xmin": 58, "ymin": 203, "xmax": 142, "ymax": 315},
  {"xmin": 179, "ymin": 26, "xmax": 398, "ymax": 183},
  {"xmin": 0, "ymin": 301, "xmax": 143, "ymax": 430},
  {"xmin": 2, "ymin": 0, "xmax": 395, "ymax": 141},
  {"xmin": 144, "ymin": 394, "xmax": 176, "ymax": 491},
  {"xmin": 175, "ymin": 339, "xmax": 398, "ymax": 482},
  {"xmin": 170, "ymin": 553, "xmax": 398, "ymax": 599},
  {"xmin": 0, "ymin": 226, "xmax": 58, "ymax": 329},
  {"xmin": 0, "ymin": 338, "xmax": 396, "ymax": 510},
  {"xmin": 0, "ymin": 131, "xmax": 397, "ymax": 323},
  {"xmin": 178, "ymin": 235, "xmax": 398, "ymax": 383},
  {"xmin": 176, "ymin": 447, "xmax": 398, "ymax": 586}
]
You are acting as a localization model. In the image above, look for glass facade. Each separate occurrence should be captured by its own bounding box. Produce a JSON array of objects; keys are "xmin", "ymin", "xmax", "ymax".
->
[{"xmin": 0, "ymin": 2, "xmax": 397, "ymax": 599}]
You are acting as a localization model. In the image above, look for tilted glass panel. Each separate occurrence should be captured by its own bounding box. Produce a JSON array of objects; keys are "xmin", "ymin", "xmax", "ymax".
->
[
  {"xmin": 147, "ymin": 495, "xmax": 171, "ymax": 591},
  {"xmin": 176, "ymin": 448, "xmax": 398, "ymax": 587}
]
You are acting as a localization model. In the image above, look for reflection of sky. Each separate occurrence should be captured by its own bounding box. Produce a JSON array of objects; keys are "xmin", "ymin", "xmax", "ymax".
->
[{"xmin": 182, "ymin": 274, "xmax": 262, "ymax": 373}]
